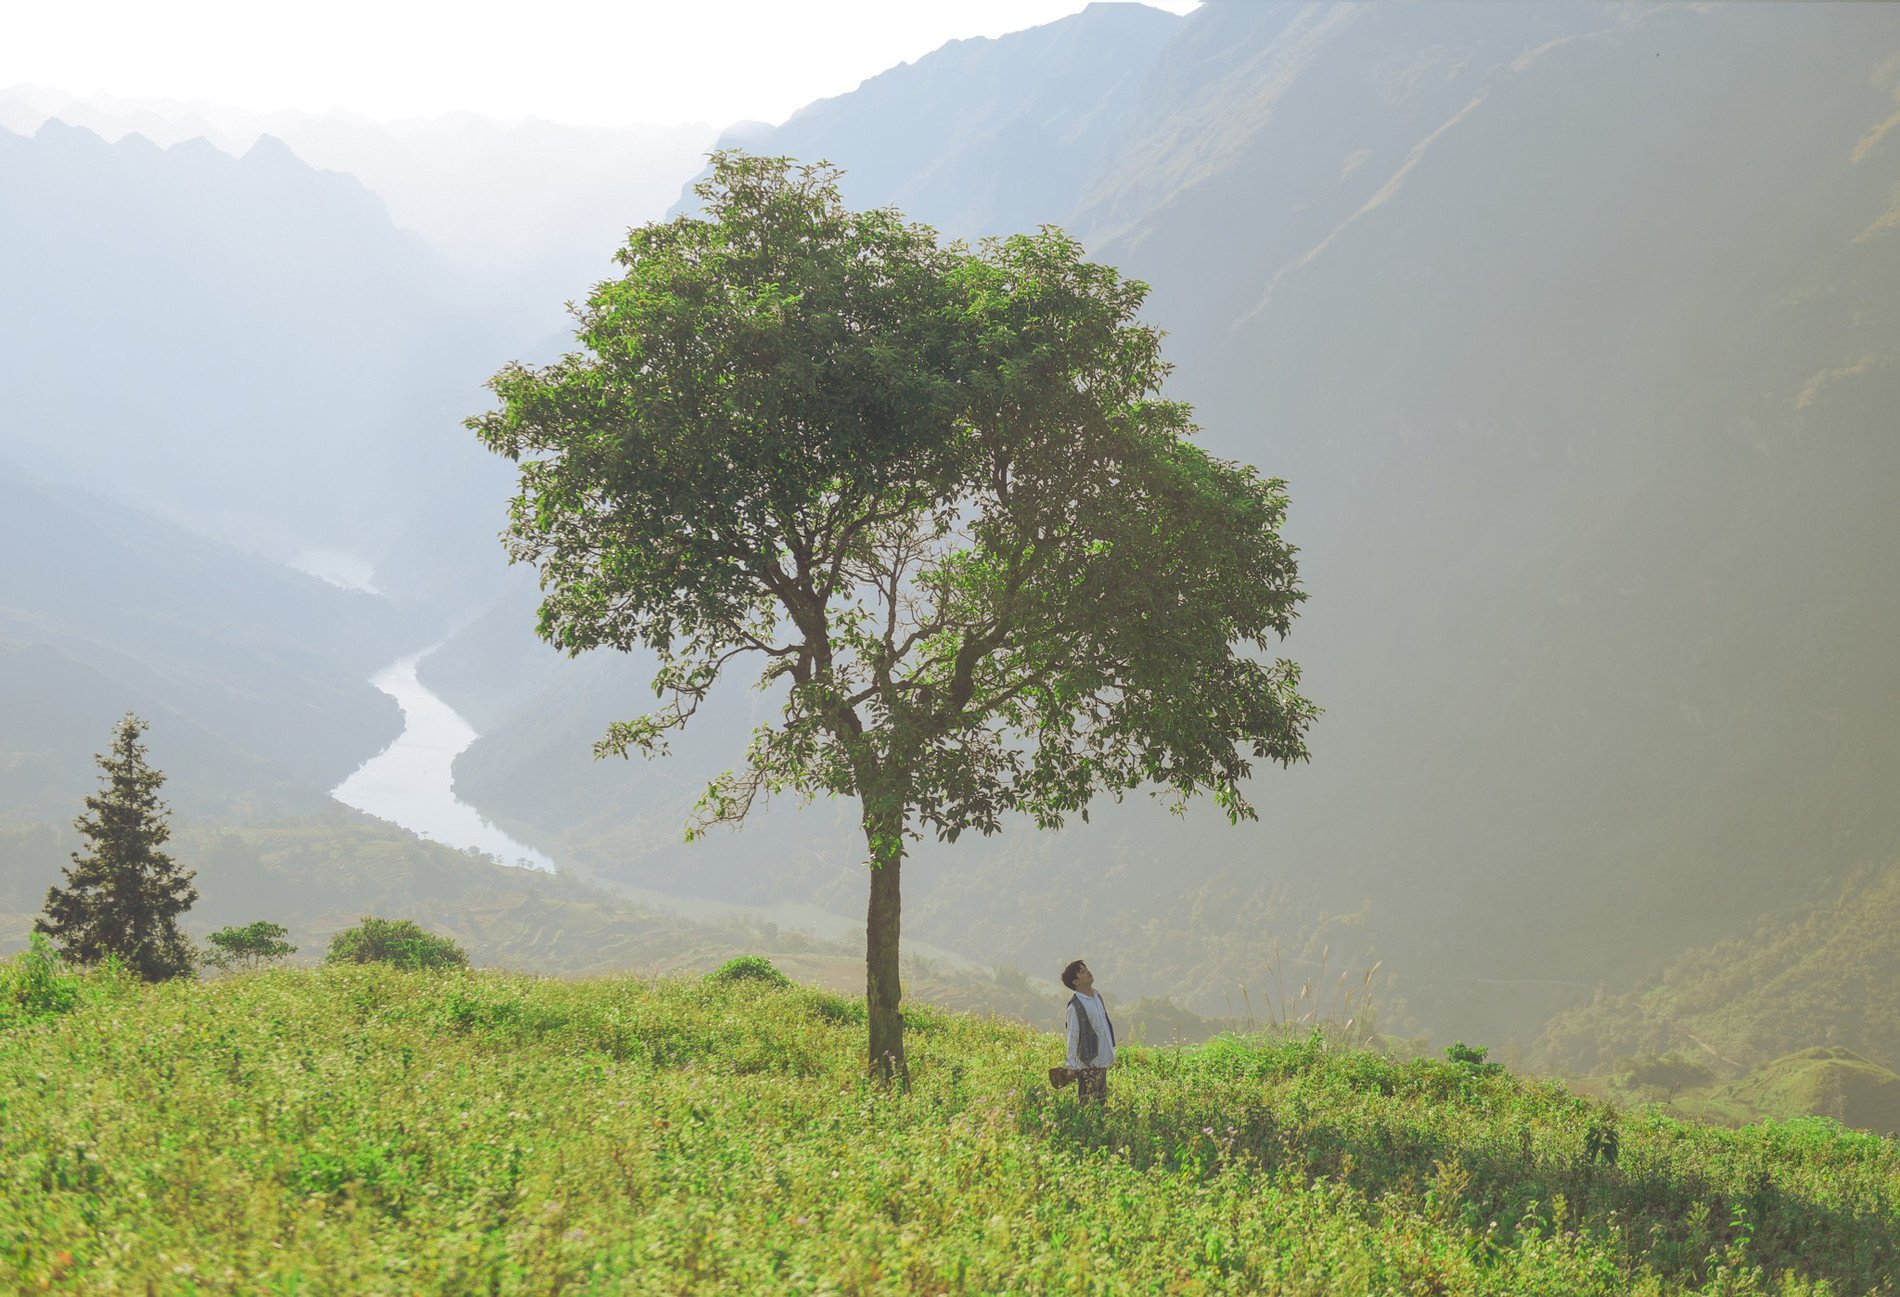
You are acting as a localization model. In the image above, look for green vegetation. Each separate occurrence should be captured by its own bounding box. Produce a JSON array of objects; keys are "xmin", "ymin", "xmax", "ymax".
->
[
  {"xmin": 324, "ymin": 916, "xmax": 468, "ymax": 970},
  {"xmin": 1718, "ymin": 1049, "xmax": 1900, "ymax": 1136},
  {"xmin": 0, "ymin": 935, "xmax": 85, "ymax": 1028},
  {"xmin": 0, "ymin": 815, "xmax": 785, "ymax": 977},
  {"xmin": 1607, "ymin": 1049, "xmax": 1900, "ymax": 1140},
  {"xmin": 1445, "ymin": 1041, "xmax": 1505, "ymax": 1074},
  {"xmin": 202, "ymin": 921, "xmax": 296, "ymax": 973},
  {"xmin": 707, "ymin": 954, "xmax": 792, "ymax": 988},
  {"xmin": 1622, "ymin": 1054, "xmax": 1719, "ymax": 1098},
  {"xmin": 3, "ymin": 965, "xmax": 1896, "ymax": 1293},
  {"xmin": 0, "ymin": 817, "xmax": 1266, "ymax": 1048},
  {"xmin": 472, "ymin": 152, "xmax": 1314, "ymax": 1081},
  {"xmin": 35, "ymin": 713, "xmax": 198, "ymax": 980},
  {"xmin": 1541, "ymin": 858, "xmax": 1900, "ymax": 1077}
]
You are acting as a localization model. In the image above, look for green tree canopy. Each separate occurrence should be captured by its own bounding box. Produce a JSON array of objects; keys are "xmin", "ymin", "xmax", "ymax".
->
[
  {"xmin": 471, "ymin": 152, "xmax": 1317, "ymax": 1082},
  {"xmin": 325, "ymin": 917, "xmax": 468, "ymax": 971},
  {"xmin": 204, "ymin": 920, "xmax": 297, "ymax": 973},
  {"xmin": 37, "ymin": 713, "xmax": 197, "ymax": 982}
]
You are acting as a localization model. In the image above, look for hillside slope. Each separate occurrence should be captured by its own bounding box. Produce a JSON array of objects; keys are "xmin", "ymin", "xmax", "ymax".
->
[
  {"xmin": 1541, "ymin": 857, "xmax": 1900, "ymax": 1076},
  {"xmin": 0, "ymin": 814, "xmax": 779, "ymax": 976},
  {"xmin": 4, "ymin": 965, "xmax": 1898, "ymax": 1293},
  {"xmin": 1722, "ymin": 1048, "xmax": 1900, "ymax": 1138},
  {"xmin": 0, "ymin": 466, "xmax": 415, "ymax": 806},
  {"xmin": 0, "ymin": 645, "xmax": 327, "ymax": 823},
  {"xmin": 1089, "ymin": 0, "xmax": 1900, "ymax": 1037}
]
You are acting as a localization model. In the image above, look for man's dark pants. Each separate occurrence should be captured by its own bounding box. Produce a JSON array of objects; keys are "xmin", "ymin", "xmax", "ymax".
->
[{"xmin": 1076, "ymin": 1066, "xmax": 1107, "ymax": 1104}]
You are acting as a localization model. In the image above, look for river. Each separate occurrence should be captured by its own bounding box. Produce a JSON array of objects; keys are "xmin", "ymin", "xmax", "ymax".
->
[
  {"xmin": 331, "ymin": 650, "xmax": 556, "ymax": 871},
  {"xmin": 329, "ymin": 648, "xmax": 983, "ymax": 968}
]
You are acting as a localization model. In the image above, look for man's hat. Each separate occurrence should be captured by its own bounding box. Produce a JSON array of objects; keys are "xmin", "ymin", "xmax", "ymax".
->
[{"xmin": 1048, "ymin": 1066, "xmax": 1074, "ymax": 1088}]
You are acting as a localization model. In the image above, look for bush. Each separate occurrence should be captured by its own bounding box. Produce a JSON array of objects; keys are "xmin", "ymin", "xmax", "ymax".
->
[
  {"xmin": 706, "ymin": 955, "xmax": 791, "ymax": 987},
  {"xmin": 807, "ymin": 991, "xmax": 867, "ymax": 1026},
  {"xmin": 203, "ymin": 920, "xmax": 297, "ymax": 973},
  {"xmin": 0, "ymin": 933, "xmax": 83, "ymax": 1026},
  {"xmin": 1444, "ymin": 1040, "xmax": 1505, "ymax": 1074},
  {"xmin": 324, "ymin": 917, "xmax": 467, "ymax": 971}
]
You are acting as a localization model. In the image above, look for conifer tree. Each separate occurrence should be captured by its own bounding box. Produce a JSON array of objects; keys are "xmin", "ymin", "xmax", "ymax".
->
[{"xmin": 36, "ymin": 713, "xmax": 198, "ymax": 981}]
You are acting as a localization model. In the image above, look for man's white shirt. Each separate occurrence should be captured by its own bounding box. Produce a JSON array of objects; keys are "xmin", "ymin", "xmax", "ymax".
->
[{"xmin": 1065, "ymin": 990, "xmax": 1115, "ymax": 1069}]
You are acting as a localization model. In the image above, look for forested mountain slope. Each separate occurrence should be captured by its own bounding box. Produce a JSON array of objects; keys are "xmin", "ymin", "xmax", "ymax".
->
[
  {"xmin": 1540, "ymin": 856, "xmax": 1900, "ymax": 1077},
  {"xmin": 0, "ymin": 467, "xmax": 410, "ymax": 812},
  {"xmin": 1088, "ymin": 0, "xmax": 1900, "ymax": 1035}
]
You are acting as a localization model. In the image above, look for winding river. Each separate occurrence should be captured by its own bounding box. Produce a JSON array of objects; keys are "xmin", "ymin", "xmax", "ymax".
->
[
  {"xmin": 329, "ymin": 648, "xmax": 983, "ymax": 970},
  {"xmin": 331, "ymin": 650, "xmax": 556, "ymax": 871}
]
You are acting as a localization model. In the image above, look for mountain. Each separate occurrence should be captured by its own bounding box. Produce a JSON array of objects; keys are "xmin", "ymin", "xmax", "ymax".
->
[
  {"xmin": 0, "ymin": 643, "xmax": 326, "ymax": 823},
  {"xmin": 0, "ymin": 120, "xmax": 516, "ymax": 575},
  {"xmin": 0, "ymin": 464, "xmax": 412, "ymax": 812},
  {"xmin": 1075, "ymin": 0, "xmax": 1900, "ymax": 1037},
  {"xmin": 670, "ymin": 1, "xmax": 1185, "ymax": 239},
  {"xmin": 1539, "ymin": 856, "xmax": 1900, "ymax": 1076},
  {"xmin": 436, "ymin": 1, "xmax": 1900, "ymax": 1049},
  {"xmin": 1716, "ymin": 1048, "xmax": 1900, "ymax": 1137},
  {"xmin": 0, "ymin": 87, "xmax": 716, "ymax": 292}
]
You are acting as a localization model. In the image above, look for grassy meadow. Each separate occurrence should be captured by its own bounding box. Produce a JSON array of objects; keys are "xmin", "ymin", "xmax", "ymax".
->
[{"xmin": 3, "ymin": 960, "xmax": 1898, "ymax": 1295}]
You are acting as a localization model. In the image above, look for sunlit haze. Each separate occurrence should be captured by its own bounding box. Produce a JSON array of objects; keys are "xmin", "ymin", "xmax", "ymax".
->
[{"xmin": 2, "ymin": 0, "xmax": 1200, "ymax": 127}]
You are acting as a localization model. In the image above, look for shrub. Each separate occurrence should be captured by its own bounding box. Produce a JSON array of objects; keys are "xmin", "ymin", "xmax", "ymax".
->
[
  {"xmin": 1444, "ymin": 1040, "xmax": 1504, "ymax": 1074},
  {"xmin": 324, "ymin": 917, "xmax": 467, "ymax": 970},
  {"xmin": 0, "ymin": 933, "xmax": 83, "ymax": 1026},
  {"xmin": 808, "ymin": 991, "xmax": 867, "ymax": 1026},
  {"xmin": 706, "ymin": 955, "xmax": 791, "ymax": 987},
  {"xmin": 203, "ymin": 920, "xmax": 297, "ymax": 973}
]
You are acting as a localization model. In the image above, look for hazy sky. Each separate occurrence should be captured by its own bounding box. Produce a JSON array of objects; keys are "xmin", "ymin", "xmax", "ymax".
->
[{"xmin": 3, "ymin": 0, "xmax": 1200, "ymax": 128}]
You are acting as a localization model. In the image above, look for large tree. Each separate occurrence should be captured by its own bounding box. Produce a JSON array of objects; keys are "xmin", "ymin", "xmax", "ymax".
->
[
  {"xmin": 472, "ymin": 153, "xmax": 1317, "ymax": 1082},
  {"xmin": 38, "ymin": 713, "xmax": 198, "ymax": 981}
]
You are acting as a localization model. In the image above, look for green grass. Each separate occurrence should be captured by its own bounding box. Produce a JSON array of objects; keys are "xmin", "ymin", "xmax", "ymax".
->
[
  {"xmin": 1714, "ymin": 1049, "xmax": 1900, "ymax": 1137},
  {"xmin": 1568, "ymin": 1049, "xmax": 1900, "ymax": 1141},
  {"xmin": 3, "ymin": 966, "xmax": 1897, "ymax": 1294}
]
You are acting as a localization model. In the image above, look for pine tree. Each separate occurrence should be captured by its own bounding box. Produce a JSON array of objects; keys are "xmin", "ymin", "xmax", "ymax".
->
[{"xmin": 36, "ymin": 713, "xmax": 198, "ymax": 981}]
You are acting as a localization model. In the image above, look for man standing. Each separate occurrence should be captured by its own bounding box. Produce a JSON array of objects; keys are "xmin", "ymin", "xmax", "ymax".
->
[{"xmin": 1061, "ymin": 958, "xmax": 1116, "ymax": 1104}]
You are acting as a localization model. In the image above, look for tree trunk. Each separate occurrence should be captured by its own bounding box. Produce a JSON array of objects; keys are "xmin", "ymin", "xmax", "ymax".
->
[{"xmin": 862, "ymin": 802, "xmax": 908, "ymax": 1089}]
